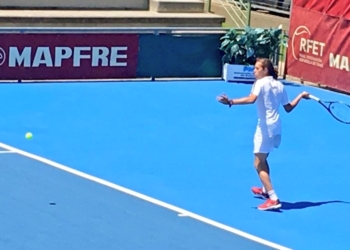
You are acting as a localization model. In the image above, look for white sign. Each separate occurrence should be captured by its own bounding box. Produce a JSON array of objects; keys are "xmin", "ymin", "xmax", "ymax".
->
[{"xmin": 222, "ymin": 63, "xmax": 255, "ymax": 82}]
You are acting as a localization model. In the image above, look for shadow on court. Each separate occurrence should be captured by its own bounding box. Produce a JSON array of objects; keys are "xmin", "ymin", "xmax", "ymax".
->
[
  {"xmin": 253, "ymin": 197, "xmax": 350, "ymax": 212},
  {"xmin": 280, "ymin": 200, "xmax": 350, "ymax": 210}
]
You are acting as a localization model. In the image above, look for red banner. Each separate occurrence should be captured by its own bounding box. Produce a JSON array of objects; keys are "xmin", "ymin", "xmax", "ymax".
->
[
  {"xmin": 286, "ymin": 0, "xmax": 350, "ymax": 92},
  {"xmin": 0, "ymin": 34, "xmax": 139, "ymax": 80}
]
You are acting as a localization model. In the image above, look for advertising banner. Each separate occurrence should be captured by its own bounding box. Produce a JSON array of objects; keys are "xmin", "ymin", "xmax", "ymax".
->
[
  {"xmin": 222, "ymin": 64, "xmax": 255, "ymax": 82},
  {"xmin": 286, "ymin": 0, "xmax": 350, "ymax": 92},
  {"xmin": 0, "ymin": 33, "xmax": 139, "ymax": 80}
]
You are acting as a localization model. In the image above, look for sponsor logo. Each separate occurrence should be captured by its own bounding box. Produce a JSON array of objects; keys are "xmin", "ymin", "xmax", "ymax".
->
[
  {"xmin": 0, "ymin": 46, "xmax": 129, "ymax": 68},
  {"xmin": 291, "ymin": 25, "xmax": 349, "ymax": 72},
  {"xmin": 291, "ymin": 26, "xmax": 325, "ymax": 68},
  {"xmin": 0, "ymin": 47, "xmax": 6, "ymax": 66},
  {"xmin": 243, "ymin": 66, "xmax": 254, "ymax": 72}
]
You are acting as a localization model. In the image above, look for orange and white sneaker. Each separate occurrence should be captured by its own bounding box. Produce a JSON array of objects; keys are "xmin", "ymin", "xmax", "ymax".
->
[
  {"xmin": 251, "ymin": 187, "xmax": 269, "ymax": 199},
  {"xmin": 258, "ymin": 199, "xmax": 282, "ymax": 211}
]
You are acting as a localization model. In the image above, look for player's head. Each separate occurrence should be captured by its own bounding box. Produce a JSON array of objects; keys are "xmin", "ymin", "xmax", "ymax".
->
[{"xmin": 254, "ymin": 58, "xmax": 278, "ymax": 80}]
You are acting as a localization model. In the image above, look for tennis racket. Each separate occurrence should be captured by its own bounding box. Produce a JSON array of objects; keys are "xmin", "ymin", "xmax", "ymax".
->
[{"xmin": 309, "ymin": 94, "xmax": 350, "ymax": 124}]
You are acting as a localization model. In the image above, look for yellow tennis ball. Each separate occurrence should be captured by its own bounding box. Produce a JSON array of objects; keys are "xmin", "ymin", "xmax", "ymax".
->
[{"xmin": 25, "ymin": 132, "xmax": 33, "ymax": 139}]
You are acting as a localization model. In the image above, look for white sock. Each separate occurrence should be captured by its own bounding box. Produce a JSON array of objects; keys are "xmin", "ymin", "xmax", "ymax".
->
[
  {"xmin": 262, "ymin": 186, "xmax": 267, "ymax": 194},
  {"xmin": 268, "ymin": 190, "xmax": 278, "ymax": 201}
]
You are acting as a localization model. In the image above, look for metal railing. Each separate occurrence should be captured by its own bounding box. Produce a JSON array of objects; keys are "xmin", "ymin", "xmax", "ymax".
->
[
  {"xmin": 250, "ymin": 0, "xmax": 291, "ymax": 15},
  {"xmin": 206, "ymin": 0, "xmax": 252, "ymax": 28}
]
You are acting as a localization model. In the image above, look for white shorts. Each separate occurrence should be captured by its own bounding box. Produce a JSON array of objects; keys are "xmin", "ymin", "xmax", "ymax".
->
[{"xmin": 253, "ymin": 131, "xmax": 281, "ymax": 154}]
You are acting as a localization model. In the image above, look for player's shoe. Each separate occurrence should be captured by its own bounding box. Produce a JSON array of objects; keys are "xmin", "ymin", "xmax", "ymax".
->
[
  {"xmin": 251, "ymin": 187, "xmax": 269, "ymax": 199},
  {"xmin": 258, "ymin": 199, "xmax": 282, "ymax": 211}
]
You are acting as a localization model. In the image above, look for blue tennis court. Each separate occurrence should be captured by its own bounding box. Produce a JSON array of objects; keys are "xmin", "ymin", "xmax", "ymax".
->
[{"xmin": 0, "ymin": 79, "xmax": 349, "ymax": 250}]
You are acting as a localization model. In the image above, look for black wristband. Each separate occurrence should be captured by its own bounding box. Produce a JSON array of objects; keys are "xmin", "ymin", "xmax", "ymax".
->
[{"xmin": 229, "ymin": 99, "xmax": 233, "ymax": 108}]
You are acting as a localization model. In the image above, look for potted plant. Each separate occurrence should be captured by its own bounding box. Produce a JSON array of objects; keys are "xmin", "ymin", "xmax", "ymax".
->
[{"xmin": 220, "ymin": 25, "xmax": 288, "ymax": 82}]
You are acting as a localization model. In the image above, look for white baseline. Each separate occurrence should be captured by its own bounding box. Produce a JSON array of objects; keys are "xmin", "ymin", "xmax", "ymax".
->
[{"xmin": 0, "ymin": 142, "xmax": 291, "ymax": 250}]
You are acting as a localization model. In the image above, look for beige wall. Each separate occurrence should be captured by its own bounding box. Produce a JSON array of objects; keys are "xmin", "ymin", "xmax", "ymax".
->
[{"xmin": 0, "ymin": 0, "xmax": 149, "ymax": 10}]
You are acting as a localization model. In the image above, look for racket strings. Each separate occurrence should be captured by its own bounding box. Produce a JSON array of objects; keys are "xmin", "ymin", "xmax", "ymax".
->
[{"xmin": 330, "ymin": 102, "xmax": 350, "ymax": 123}]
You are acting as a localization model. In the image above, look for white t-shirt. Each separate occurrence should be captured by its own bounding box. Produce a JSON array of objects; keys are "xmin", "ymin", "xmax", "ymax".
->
[{"xmin": 251, "ymin": 76, "xmax": 289, "ymax": 136}]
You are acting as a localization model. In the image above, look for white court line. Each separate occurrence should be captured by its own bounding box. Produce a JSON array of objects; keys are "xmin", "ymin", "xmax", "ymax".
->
[
  {"xmin": 178, "ymin": 213, "xmax": 189, "ymax": 217},
  {"xmin": 0, "ymin": 150, "xmax": 15, "ymax": 154},
  {"xmin": 0, "ymin": 142, "xmax": 291, "ymax": 250}
]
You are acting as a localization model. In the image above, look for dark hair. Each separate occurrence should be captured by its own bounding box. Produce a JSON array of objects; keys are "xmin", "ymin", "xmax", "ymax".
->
[{"xmin": 256, "ymin": 58, "xmax": 278, "ymax": 80}]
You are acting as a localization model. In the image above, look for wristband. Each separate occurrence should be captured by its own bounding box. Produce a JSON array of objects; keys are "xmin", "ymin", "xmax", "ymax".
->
[{"xmin": 229, "ymin": 99, "xmax": 234, "ymax": 107}]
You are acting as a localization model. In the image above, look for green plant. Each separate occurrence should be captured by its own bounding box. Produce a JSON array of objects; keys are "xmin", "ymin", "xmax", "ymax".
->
[{"xmin": 219, "ymin": 26, "xmax": 288, "ymax": 65}]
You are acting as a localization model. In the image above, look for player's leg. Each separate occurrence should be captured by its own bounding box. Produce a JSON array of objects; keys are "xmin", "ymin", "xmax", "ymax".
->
[
  {"xmin": 256, "ymin": 134, "xmax": 281, "ymax": 193},
  {"xmin": 254, "ymin": 152, "xmax": 281, "ymax": 210},
  {"xmin": 252, "ymin": 132, "xmax": 282, "ymax": 210},
  {"xmin": 251, "ymin": 152, "xmax": 269, "ymax": 199},
  {"xmin": 254, "ymin": 153, "xmax": 273, "ymax": 193},
  {"xmin": 251, "ymin": 129, "xmax": 270, "ymax": 198}
]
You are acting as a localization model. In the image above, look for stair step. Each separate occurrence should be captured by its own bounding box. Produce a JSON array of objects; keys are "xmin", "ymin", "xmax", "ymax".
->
[{"xmin": 150, "ymin": 0, "xmax": 205, "ymax": 13}]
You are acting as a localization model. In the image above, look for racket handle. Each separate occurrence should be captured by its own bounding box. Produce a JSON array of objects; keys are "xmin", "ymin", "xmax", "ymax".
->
[{"xmin": 308, "ymin": 94, "xmax": 320, "ymax": 101}]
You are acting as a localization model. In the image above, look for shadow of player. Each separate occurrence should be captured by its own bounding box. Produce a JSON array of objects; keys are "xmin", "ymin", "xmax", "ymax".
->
[
  {"xmin": 254, "ymin": 198, "xmax": 350, "ymax": 212},
  {"xmin": 281, "ymin": 200, "xmax": 350, "ymax": 210}
]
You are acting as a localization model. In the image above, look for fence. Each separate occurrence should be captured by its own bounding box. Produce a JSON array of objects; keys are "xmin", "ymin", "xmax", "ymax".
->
[
  {"xmin": 0, "ymin": 27, "xmax": 288, "ymax": 82},
  {"xmin": 0, "ymin": 27, "xmax": 227, "ymax": 81}
]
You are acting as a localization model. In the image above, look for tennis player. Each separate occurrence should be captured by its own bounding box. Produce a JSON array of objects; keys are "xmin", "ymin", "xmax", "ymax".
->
[{"xmin": 217, "ymin": 58, "xmax": 310, "ymax": 210}]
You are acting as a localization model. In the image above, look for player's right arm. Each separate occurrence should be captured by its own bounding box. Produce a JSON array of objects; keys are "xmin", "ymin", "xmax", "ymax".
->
[{"xmin": 283, "ymin": 91, "xmax": 310, "ymax": 113}]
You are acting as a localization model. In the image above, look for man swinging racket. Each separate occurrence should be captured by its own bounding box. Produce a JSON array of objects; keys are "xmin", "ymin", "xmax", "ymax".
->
[{"xmin": 217, "ymin": 58, "xmax": 310, "ymax": 211}]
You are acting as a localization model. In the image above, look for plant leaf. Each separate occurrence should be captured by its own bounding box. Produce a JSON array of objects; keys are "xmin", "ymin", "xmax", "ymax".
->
[
  {"xmin": 255, "ymin": 28, "xmax": 264, "ymax": 34},
  {"xmin": 247, "ymin": 47, "xmax": 255, "ymax": 58},
  {"xmin": 230, "ymin": 44, "xmax": 240, "ymax": 54},
  {"xmin": 220, "ymin": 39, "xmax": 230, "ymax": 48}
]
